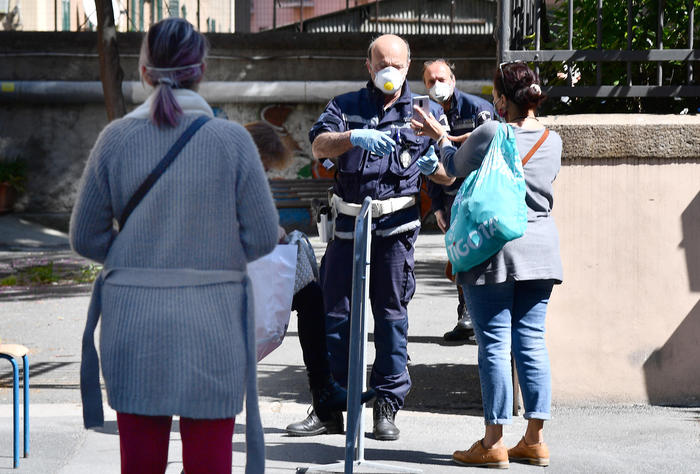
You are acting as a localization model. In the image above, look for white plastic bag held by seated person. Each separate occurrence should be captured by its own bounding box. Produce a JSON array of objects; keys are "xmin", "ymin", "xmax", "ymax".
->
[{"xmin": 247, "ymin": 244, "xmax": 297, "ymax": 361}]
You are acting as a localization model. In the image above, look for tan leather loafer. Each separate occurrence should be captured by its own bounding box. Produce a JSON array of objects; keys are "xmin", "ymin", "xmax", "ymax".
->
[
  {"xmin": 453, "ymin": 439, "xmax": 509, "ymax": 469},
  {"xmin": 507, "ymin": 437, "xmax": 550, "ymax": 466}
]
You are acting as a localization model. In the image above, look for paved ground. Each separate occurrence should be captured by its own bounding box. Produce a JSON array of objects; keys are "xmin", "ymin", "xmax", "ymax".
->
[{"xmin": 1, "ymin": 214, "xmax": 699, "ymax": 473}]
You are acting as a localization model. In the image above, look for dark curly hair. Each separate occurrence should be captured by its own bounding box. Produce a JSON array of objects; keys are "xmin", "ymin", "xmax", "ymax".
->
[{"xmin": 494, "ymin": 62, "xmax": 547, "ymax": 112}]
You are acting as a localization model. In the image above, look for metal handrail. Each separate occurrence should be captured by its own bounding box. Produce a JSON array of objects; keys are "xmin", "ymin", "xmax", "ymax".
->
[{"xmin": 344, "ymin": 196, "xmax": 372, "ymax": 472}]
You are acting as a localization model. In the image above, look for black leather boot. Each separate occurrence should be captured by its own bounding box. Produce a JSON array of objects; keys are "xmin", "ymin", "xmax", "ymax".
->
[
  {"xmin": 285, "ymin": 407, "xmax": 343, "ymax": 437},
  {"xmin": 372, "ymin": 399, "xmax": 400, "ymax": 441}
]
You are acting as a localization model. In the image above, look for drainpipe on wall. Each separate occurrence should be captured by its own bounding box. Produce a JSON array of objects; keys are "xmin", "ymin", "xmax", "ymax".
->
[{"xmin": 0, "ymin": 80, "xmax": 493, "ymax": 104}]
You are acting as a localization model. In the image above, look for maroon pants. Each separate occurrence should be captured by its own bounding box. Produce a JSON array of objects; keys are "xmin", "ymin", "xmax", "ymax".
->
[{"xmin": 116, "ymin": 412, "xmax": 235, "ymax": 474}]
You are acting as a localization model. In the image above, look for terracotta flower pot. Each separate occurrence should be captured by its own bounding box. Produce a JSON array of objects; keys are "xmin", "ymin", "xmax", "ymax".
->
[{"xmin": 0, "ymin": 182, "xmax": 17, "ymax": 214}]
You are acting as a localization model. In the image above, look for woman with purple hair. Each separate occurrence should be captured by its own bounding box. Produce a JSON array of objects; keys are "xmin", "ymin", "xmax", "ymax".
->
[{"xmin": 70, "ymin": 18, "xmax": 277, "ymax": 473}]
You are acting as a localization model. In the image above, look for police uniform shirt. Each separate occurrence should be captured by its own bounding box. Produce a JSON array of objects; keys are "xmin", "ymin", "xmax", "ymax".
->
[
  {"xmin": 309, "ymin": 81, "xmax": 440, "ymax": 238},
  {"xmin": 445, "ymin": 88, "xmax": 495, "ymax": 137}
]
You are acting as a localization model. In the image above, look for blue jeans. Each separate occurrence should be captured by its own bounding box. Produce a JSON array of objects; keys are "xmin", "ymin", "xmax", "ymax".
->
[{"xmin": 462, "ymin": 280, "xmax": 554, "ymax": 425}]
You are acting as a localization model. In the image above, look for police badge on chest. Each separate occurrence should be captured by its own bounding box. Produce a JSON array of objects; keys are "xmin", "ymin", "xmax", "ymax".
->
[{"xmin": 400, "ymin": 149, "xmax": 412, "ymax": 168}]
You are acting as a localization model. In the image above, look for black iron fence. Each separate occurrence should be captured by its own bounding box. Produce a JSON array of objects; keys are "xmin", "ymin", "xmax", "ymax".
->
[{"xmin": 500, "ymin": 0, "xmax": 700, "ymax": 97}]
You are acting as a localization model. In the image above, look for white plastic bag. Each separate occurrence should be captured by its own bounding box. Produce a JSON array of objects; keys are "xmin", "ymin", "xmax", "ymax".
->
[{"xmin": 248, "ymin": 244, "xmax": 297, "ymax": 361}]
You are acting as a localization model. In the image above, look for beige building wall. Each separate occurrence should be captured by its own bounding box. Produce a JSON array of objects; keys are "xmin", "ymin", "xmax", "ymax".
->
[
  {"xmin": 5, "ymin": 0, "xmax": 56, "ymax": 30},
  {"xmin": 7, "ymin": 0, "xmax": 131, "ymax": 32},
  {"xmin": 541, "ymin": 114, "xmax": 700, "ymax": 405},
  {"xmin": 251, "ymin": 0, "xmax": 373, "ymax": 32},
  {"xmin": 196, "ymin": 0, "xmax": 233, "ymax": 32},
  {"xmin": 5, "ymin": 0, "xmax": 225, "ymax": 32}
]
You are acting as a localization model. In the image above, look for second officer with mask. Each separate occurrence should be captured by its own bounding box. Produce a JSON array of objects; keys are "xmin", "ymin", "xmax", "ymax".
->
[{"xmin": 417, "ymin": 58, "xmax": 494, "ymax": 342}]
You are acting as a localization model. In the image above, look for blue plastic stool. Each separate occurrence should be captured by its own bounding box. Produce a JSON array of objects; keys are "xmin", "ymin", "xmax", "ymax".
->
[{"xmin": 0, "ymin": 343, "xmax": 29, "ymax": 469}]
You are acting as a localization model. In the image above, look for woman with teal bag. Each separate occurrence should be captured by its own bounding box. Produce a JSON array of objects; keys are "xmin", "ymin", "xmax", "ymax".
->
[{"xmin": 413, "ymin": 61, "xmax": 563, "ymax": 468}]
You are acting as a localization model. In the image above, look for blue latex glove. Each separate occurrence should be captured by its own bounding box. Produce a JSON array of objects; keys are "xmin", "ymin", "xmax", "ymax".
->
[
  {"xmin": 349, "ymin": 129, "xmax": 397, "ymax": 155},
  {"xmin": 416, "ymin": 145, "xmax": 438, "ymax": 175}
]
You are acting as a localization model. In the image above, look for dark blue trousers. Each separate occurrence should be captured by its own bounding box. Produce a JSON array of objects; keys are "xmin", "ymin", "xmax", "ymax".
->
[
  {"xmin": 292, "ymin": 281, "xmax": 332, "ymax": 390},
  {"xmin": 319, "ymin": 228, "xmax": 419, "ymax": 411}
]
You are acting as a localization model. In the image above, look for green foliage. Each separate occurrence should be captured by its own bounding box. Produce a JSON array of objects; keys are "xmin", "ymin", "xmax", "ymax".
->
[
  {"xmin": 538, "ymin": 0, "xmax": 700, "ymax": 114},
  {"xmin": 0, "ymin": 157, "xmax": 27, "ymax": 193},
  {"xmin": 0, "ymin": 261, "xmax": 102, "ymax": 287},
  {"xmin": 26, "ymin": 262, "xmax": 60, "ymax": 284},
  {"xmin": 75, "ymin": 264, "xmax": 102, "ymax": 284},
  {"xmin": 0, "ymin": 275, "xmax": 17, "ymax": 286}
]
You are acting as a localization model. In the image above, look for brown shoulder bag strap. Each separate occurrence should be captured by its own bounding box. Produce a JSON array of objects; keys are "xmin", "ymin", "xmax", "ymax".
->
[{"xmin": 521, "ymin": 128, "xmax": 549, "ymax": 167}]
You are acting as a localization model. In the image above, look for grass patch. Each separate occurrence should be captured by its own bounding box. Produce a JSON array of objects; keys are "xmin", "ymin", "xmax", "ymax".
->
[
  {"xmin": 0, "ymin": 259, "xmax": 102, "ymax": 287},
  {"xmin": 0, "ymin": 275, "xmax": 17, "ymax": 286}
]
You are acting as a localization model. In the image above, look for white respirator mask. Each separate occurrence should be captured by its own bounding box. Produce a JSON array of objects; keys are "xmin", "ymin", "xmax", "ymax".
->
[
  {"xmin": 373, "ymin": 66, "xmax": 405, "ymax": 95},
  {"xmin": 428, "ymin": 80, "xmax": 453, "ymax": 103}
]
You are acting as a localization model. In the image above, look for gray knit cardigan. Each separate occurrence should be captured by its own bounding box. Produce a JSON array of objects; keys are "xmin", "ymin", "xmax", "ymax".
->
[{"xmin": 70, "ymin": 102, "xmax": 278, "ymax": 473}]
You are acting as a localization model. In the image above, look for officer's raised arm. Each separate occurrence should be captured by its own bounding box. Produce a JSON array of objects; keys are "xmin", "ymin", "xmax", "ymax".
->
[{"xmin": 311, "ymin": 131, "xmax": 353, "ymax": 160}]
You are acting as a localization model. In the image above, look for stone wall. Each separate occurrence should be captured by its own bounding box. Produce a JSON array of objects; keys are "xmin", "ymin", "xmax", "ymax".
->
[
  {"xmin": 0, "ymin": 29, "xmax": 496, "ymax": 212},
  {"xmin": 0, "ymin": 31, "xmax": 497, "ymax": 82},
  {"xmin": 0, "ymin": 100, "xmax": 327, "ymax": 212}
]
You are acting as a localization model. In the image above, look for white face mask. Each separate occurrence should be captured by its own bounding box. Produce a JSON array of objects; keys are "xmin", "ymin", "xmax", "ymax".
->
[
  {"xmin": 373, "ymin": 66, "xmax": 405, "ymax": 95},
  {"xmin": 428, "ymin": 80, "xmax": 453, "ymax": 103}
]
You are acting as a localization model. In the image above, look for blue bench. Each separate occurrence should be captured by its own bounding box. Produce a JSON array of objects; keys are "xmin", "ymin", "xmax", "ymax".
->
[{"xmin": 269, "ymin": 179, "xmax": 333, "ymax": 234}]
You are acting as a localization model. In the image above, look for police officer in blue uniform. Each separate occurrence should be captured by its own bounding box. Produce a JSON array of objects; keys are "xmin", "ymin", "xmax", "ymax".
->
[
  {"xmin": 289, "ymin": 34, "xmax": 440, "ymax": 441},
  {"xmin": 417, "ymin": 59, "xmax": 494, "ymax": 342}
]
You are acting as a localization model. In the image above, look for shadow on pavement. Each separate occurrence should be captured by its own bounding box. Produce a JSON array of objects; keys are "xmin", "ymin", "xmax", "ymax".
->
[
  {"xmin": 249, "ymin": 440, "xmax": 453, "ymax": 468},
  {"xmin": 0, "ymin": 283, "xmax": 92, "ymax": 301},
  {"xmin": 93, "ymin": 421, "xmax": 119, "ymax": 435},
  {"xmin": 257, "ymin": 363, "xmax": 482, "ymax": 417},
  {"xmin": 258, "ymin": 364, "xmax": 309, "ymax": 404},
  {"xmin": 413, "ymin": 260, "xmax": 457, "ymax": 298},
  {"xmin": 405, "ymin": 363, "xmax": 482, "ymax": 416},
  {"xmin": 406, "ymin": 334, "xmax": 476, "ymax": 347},
  {"xmin": 284, "ymin": 333, "xmax": 474, "ymax": 348},
  {"xmin": 0, "ymin": 361, "xmax": 77, "ymax": 388}
]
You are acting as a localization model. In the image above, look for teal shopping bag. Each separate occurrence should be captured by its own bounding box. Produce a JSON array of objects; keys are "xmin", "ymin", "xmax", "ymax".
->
[{"xmin": 445, "ymin": 123, "xmax": 527, "ymax": 273}]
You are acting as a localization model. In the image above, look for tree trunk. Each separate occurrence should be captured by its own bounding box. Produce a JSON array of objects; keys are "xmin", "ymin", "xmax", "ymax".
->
[{"xmin": 95, "ymin": 0, "xmax": 126, "ymax": 121}]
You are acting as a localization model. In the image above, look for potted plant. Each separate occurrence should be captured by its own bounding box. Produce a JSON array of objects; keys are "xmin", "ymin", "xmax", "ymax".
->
[{"xmin": 0, "ymin": 156, "xmax": 26, "ymax": 214}]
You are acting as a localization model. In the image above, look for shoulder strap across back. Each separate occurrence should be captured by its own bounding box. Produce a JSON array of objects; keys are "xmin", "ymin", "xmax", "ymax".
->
[
  {"xmin": 521, "ymin": 128, "xmax": 549, "ymax": 167},
  {"xmin": 118, "ymin": 115, "xmax": 211, "ymax": 231}
]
